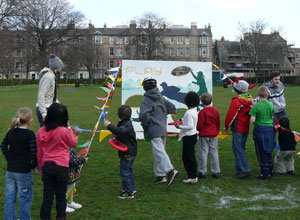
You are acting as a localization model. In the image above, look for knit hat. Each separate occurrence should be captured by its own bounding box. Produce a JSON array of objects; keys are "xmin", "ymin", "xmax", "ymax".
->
[
  {"xmin": 234, "ymin": 80, "xmax": 249, "ymax": 93},
  {"xmin": 49, "ymin": 54, "xmax": 64, "ymax": 70}
]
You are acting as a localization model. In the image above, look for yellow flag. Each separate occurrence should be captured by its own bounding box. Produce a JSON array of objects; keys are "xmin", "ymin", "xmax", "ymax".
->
[
  {"xmin": 117, "ymin": 78, "xmax": 122, "ymax": 83},
  {"xmin": 108, "ymin": 75, "xmax": 115, "ymax": 81},
  {"xmin": 217, "ymin": 131, "xmax": 229, "ymax": 140},
  {"xmin": 99, "ymin": 130, "xmax": 112, "ymax": 142}
]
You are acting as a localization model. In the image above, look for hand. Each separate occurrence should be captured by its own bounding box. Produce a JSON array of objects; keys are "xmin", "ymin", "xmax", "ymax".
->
[
  {"xmin": 42, "ymin": 116, "xmax": 46, "ymax": 122},
  {"xmin": 223, "ymin": 128, "xmax": 228, "ymax": 134},
  {"xmin": 174, "ymin": 122, "xmax": 180, "ymax": 129},
  {"xmin": 104, "ymin": 119, "xmax": 111, "ymax": 126},
  {"xmin": 84, "ymin": 157, "xmax": 88, "ymax": 162}
]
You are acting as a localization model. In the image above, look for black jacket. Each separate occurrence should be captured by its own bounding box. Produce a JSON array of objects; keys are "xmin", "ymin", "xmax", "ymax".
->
[
  {"xmin": 278, "ymin": 127, "xmax": 297, "ymax": 151},
  {"xmin": 107, "ymin": 119, "xmax": 137, "ymax": 157}
]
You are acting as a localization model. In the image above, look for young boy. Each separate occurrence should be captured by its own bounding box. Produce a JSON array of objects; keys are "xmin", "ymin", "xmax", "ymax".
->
[
  {"xmin": 104, "ymin": 105, "xmax": 137, "ymax": 198},
  {"xmin": 224, "ymin": 77, "xmax": 254, "ymax": 179},
  {"xmin": 250, "ymin": 86, "xmax": 274, "ymax": 179},
  {"xmin": 197, "ymin": 93, "xmax": 220, "ymax": 179},
  {"xmin": 175, "ymin": 91, "xmax": 200, "ymax": 183},
  {"xmin": 139, "ymin": 77, "xmax": 179, "ymax": 186},
  {"xmin": 274, "ymin": 116, "xmax": 297, "ymax": 175}
]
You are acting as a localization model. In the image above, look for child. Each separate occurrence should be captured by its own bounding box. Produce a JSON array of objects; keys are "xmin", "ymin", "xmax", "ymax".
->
[
  {"xmin": 274, "ymin": 116, "xmax": 297, "ymax": 175},
  {"xmin": 175, "ymin": 91, "xmax": 200, "ymax": 183},
  {"xmin": 37, "ymin": 103, "xmax": 77, "ymax": 220},
  {"xmin": 1, "ymin": 107, "xmax": 37, "ymax": 220},
  {"xmin": 104, "ymin": 105, "xmax": 137, "ymax": 199},
  {"xmin": 224, "ymin": 77, "xmax": 254, "ymax": 179},
  {"xmin": 66, "ymin": 128, "xmax": 88, "ymax": 212},
  {"xmin": 197, "ymin": 93, "xmax": 221, "ymax": 179},
  {"xmin": 139, "ymin": 78, "xmax": 179, "ymax": 186},
  {"xmin": 250, "ymin": 86, "xmax": 274, "ymax": 179}
]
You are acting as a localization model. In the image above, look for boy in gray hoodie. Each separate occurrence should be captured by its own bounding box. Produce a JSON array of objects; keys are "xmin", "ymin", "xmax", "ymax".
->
[{"xmin": 140, "ymin": 78, "xmax": 179, "ymax": 186}]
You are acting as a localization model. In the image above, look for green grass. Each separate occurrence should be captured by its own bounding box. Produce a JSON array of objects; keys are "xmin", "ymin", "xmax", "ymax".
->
[{"xmin": 1, "ymin": 85, "xmax": 300, "ymax": 220}]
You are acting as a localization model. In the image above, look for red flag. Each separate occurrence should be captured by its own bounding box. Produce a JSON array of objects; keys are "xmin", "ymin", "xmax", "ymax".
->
[{"xmin": 77, "ymin": 148, "xmax": 89, "ymax": 157}]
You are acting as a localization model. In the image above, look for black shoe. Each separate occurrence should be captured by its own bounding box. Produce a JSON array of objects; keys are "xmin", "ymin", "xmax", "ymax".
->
[
  {"xmin": 287, "ymin": 170, "xmax": 295, "ymax": 175},
  {"xmin": 255, "ymin": 174, "xmax": 271, "ymax": 180},
  {"xmin": 153, "ymin": 176, "xmax": 167, "ymax": 183},
  {"xmin": 198, "ymin": 173, "xmax": 207, "ymax": 179},
  {"xmin": 212, "ymin": 173, "xmax": 219, "ymax": 179},
  {"xmin": 236, "ymin": 172, "xmax": 251, "ymax": 179},
  {"xmin": 167, "ymin": 169, "xmax": 179, "ymax": 186}
]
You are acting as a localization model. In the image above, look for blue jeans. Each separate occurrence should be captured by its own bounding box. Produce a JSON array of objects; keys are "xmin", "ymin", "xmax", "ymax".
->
[
  {"xmin": 36, "ymin": 106, "xmax": 45, "ymax": 128},
  {"xmin": 4, "ymin": 171, "xmax": 33, "ymax": 220},
  {"xmin": 120, "ymin": 156, "xmax": 136, "ymax": 193},
  {"xmin": 232, "ymin": 132, "xmax": 250, "ymax": 174},
  {"xmin": 253, "ymin": 125, "xmax": 274, "ymax": 176}
]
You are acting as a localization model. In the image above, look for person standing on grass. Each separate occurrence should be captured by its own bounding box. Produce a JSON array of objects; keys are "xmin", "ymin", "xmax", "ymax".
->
[
  {"xmin": 139, "ymin": 78, "xmax": 179, "ymax": 186},
  {"xmin": 224, "ymin": 77, "xmax": 255, "ymax": 179},
  {"xmin": 174, "ymin": 91, "xmax": 200, "ymax": 184},
  {"xmin": 197, "ymin": 93, "xmax": 221, "ymax": 179},
  {"xmin": 37, "ymin": 103, "xmax": 77, "ymax": 220},
  {"xmin": 274, "ymin": 116, "xmax": 297, "ymax": 175},
  {"xmin": 1, "ymin": 107, "xmax": 37, "ymax": 220},
  {"xmin": 104, "ymin": 105, "xmax": 138, "ymax": 199},
  {"xmin": 250, "ymin": 86, "xmax": 274, "ymax": 179}
]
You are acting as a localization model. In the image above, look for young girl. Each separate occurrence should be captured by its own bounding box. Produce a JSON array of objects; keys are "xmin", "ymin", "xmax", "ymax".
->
[
  {"xmin": 37, "ymin": 103, "xmax": 77, "ymax": 220},
  {"xmin": 1, "ymin": 107, "xmax": 37, "ymax": 220},
  {"xmin": 250, "ymin": 86, "xmax": 274, "ymax": 179},
  {"xmin": 175, "ymin": 91, "xmax": 200, "ymax": 183},
  {"xmin": 66, "ymin": 128, "xmax": 88, "ymax": 212}
]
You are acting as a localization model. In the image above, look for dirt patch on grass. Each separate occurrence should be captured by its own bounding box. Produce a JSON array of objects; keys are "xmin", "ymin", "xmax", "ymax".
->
[{"xmin": 59, "ymin": 86, "xmax": 77, "ymax": 91}]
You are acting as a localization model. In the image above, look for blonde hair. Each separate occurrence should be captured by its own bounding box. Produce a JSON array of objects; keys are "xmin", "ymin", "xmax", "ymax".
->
[
  {"xmin": 10, "ymin": 107, "xmax": 33, "ymax": 130},
  {"xmin": 257, "ymin": 86, "xmax": 269, "ymax": 99}
]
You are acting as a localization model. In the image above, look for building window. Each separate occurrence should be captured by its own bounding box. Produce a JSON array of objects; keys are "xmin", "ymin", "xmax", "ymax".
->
[
  {"xmin": 116, "ymin": 48, "xmax": 123, "ymax": 57},
  {"xmin": 15, "ymin": 50, "xmax": 22, "ymax": 57},
  {"xmin": 200, "ymin": 36, "xmax": 207, "ymax": 45},
  {"xmin": 125, "ymin": 36, "xmax": 129, "ymax": 44},
  {"xmin": 116, "ymin": 37, "xmax": 123, "ymax": 44},
  {"xmin": 15, "ymin": 61, "xmax": 22, "ymax": 69},
  {"xmin": 109, "ymin": 60, "xmax": 114, "ymax": 68},
  {"xmin": 185, "ymin": 48, "xmax": 190, "ymax": 57},
  {"xmin": 177, "ymin": 48, "xmax": 184, "ymax": 56},
  {"xmin": 170, "ymin": 36, "xmax": 174, "ymax": 44},
  {"xmin": 199, "ymin": 48, "xmax": 208, "ymax": 57},
  {"xmin": 109, "ymin": 48, "xmax": 114, "ymax": 56},
  {"xmin": 185, "ymin": 37, "xmax": 190, "ymax": 45},
  {"xmin": 177, "ymin": 36, "xmax": 184, "ymax": 44},
  {"xmin": 109, "ymin": 37, "xmax": 114, "ymax": 44},
  {"xmin": 95, "ymin": 36, "xmax": 102, "ymax": 44},
  {"xmin": 14, "ymin": 74, "xmax": 20, "ymax": 78},
  {"xmin": 170, "ymin": 48, "xmax": 175, "ymax": 56}
]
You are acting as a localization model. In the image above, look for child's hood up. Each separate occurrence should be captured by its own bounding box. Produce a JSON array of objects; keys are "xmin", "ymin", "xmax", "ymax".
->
[{"xmin": 144, "ymin": 88, "xmax": 162, "ymax": 101}]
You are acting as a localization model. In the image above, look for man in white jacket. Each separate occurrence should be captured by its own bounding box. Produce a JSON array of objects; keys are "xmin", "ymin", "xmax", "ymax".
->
[{"xmin": 36, "ymin": 54, "xmax": 64, "ymax": 127}]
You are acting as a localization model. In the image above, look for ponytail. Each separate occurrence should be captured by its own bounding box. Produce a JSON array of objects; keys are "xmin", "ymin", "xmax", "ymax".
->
[{"xmin": 10, "ymin": 107, "xmax": 33, "ymax": 130}]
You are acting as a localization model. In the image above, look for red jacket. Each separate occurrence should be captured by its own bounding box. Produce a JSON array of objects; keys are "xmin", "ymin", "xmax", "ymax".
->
[
  {"xmin": 197, "ymin": 106, "xmax": 220, "ymax": 138},
  {"xmin": 37, "ymin": 126, "xmax": 77, "ymax": 171},
  {"xmin": 224, "ymin": 94, "xmax": 253, "ymax": 134}
]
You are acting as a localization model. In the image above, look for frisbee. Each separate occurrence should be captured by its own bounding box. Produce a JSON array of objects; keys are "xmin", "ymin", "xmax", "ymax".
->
[{"xmin": 108, "ymin": 138, "xmax": 128, "ymax": 152}]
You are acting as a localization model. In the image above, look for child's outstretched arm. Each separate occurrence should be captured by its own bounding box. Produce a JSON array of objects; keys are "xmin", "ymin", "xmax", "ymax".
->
[{"xmin": 104, "ymin": 119, "xmax": 133, "ymax": 137}]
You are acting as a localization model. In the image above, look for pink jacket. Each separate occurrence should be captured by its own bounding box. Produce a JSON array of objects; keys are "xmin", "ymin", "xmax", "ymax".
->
[{"xmin": 37, "ymin": 126, "xmax": 77, "ymax": 171}]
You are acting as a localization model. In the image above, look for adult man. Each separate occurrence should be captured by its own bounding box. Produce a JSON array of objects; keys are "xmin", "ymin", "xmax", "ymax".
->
[
  {"xmin": 36, "ymin": 54, "xmax": 64, "ymax": 127},
  {"xmin": 263, "ymin": 71, "xmax": 287, "ymax": 121}
]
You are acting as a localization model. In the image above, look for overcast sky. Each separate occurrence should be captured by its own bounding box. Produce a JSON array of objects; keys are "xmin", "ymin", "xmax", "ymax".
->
[{"xmin": 69, "ymin": 0, "xmax": 300, "ymax": 47}]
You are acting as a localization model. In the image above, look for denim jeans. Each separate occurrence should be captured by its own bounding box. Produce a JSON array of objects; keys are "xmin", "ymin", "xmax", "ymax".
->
[
  {"xmin": 36, "ymin": 106, "xmax": 45, "ymax": 127},
  {"xmin": 4, "ymin": 171, "xmax": 33, "ymax": 220},
  {"xmin": 120, "ymin": 156, "xmax": 136, "ymax": 193},
  {"xmin": 253, "ymin": 125, "xmax": 274, "ymax": 176},
  {"xmin": 232, "ymin": 132, "xmax": 251, "ymax": 174},
  {"xmin": 40, "ymin": 162, "xmax": 68, "ymax": 220}
]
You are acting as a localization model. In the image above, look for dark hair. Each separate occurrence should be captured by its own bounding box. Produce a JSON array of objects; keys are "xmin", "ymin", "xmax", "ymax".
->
[
  {"xmin": 201, "ymin": 93, "xmax": 213, "ymax": 106},
  {"xmin": 270, "ymin": 70, "xmax": 280, "ymax": 80},
  {"xmin": 118, "ymin": 104, "xmax": 132, "ymax": 120},
  {"xmin": 184, "ymin": 91, "xmax": 200, "ymax": 108},
  {"xmin": 279, "ymin": 116, "xmax": 289, "ymax": 129},
  {"xmin": 45, "ymin": 103, "xmax": 69, "ymax": 131}
]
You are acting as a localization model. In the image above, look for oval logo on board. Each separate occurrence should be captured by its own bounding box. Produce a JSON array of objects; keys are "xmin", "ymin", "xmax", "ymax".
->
[{"xmin": 171, "ymin": 66, "xmax": 192, "ymax": 76}]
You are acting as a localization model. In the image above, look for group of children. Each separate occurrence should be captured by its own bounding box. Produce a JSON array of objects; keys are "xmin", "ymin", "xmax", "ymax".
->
[{"xmin": 0, "ymin": 75, "xmax": 297, "ymax": 219}]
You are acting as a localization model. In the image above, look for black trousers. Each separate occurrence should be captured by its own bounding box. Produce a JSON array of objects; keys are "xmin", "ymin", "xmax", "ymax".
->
[
  {"xmin": 40, "ymin": 162, "xmax": 68, "ymax": 220},
  {"xmin": 182, "ymin": 134, "xmax": 198, "ymax": 178}
]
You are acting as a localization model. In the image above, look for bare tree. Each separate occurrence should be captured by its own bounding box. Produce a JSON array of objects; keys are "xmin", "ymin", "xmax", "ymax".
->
[
  {"xmin": 239, "ymin": 19, "xmax": 286, "ymax": 81},
  {"xmin": 133, "ymin": 12, "xmax": 167, "ymax": 60},
  {"xmin": 14, "ymin": 0, "xmax": 85, "ymax": 68},
  {"xmin": 0, "ymin": 0, "xmax": 20, "ymax": 28}
]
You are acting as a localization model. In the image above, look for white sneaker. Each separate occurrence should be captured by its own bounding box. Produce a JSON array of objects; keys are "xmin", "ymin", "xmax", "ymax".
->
[
  {"xmin": 182, "ymin": 177, "xmax": 198, "ymax": 183},
  {"xmin": 66, "ymin": 207, "xmax": 75, "ymax": 213},
  {"xmin": 67, "ymin": 202, "xmax": 82, "ymax": 209}
]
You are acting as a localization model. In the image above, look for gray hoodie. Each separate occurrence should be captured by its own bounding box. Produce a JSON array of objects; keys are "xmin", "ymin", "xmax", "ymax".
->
[
  {"xmin": 140, "ymin": 88, "xmax": 177, "ymax": 139},
  {"xmin": 263, "ymin": 81, "xmax": 286, "ymax": 113}
]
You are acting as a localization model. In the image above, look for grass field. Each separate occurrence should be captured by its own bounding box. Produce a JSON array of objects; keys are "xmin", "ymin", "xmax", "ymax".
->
[{"xmin": 1, "ymin": 84, "xmax": 300, "ymax": 220}]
